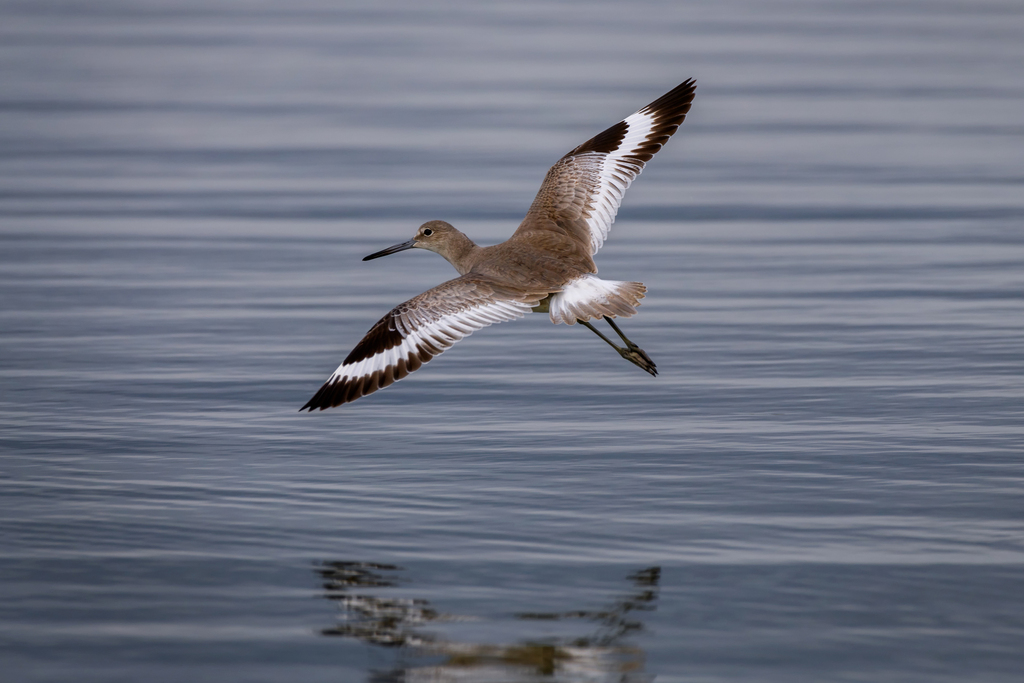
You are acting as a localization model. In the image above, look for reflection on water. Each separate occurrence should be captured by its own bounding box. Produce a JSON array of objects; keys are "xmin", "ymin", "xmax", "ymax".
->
[{"xmin": 317, "ymin": 562, "xmax": 659, "ymax": 681}]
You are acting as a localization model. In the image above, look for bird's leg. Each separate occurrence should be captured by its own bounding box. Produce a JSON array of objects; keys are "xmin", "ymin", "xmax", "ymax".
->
[
  {"xmin": 578, "ymin": 317, "xmax": 657, "ymax": 376},
  {"xmin": 603, "ymin": 316, "xmax": 658, "ymax": 376}
]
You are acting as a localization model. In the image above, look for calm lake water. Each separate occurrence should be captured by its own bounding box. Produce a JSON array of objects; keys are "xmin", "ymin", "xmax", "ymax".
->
[{"xmin": 2, "ymin": 1, "xmax": 1024, "ymax": 681}]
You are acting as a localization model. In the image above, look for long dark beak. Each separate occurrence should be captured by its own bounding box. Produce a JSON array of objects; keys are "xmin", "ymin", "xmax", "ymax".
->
[{"xmin": 363, "ymin": 239, "xmax": 416, "ymax": 261}]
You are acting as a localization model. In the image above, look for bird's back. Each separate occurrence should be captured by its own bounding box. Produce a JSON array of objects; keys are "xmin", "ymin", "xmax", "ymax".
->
[{"xmin": 466, "ymin": 231, "xmax": 597, "ymax": 294}]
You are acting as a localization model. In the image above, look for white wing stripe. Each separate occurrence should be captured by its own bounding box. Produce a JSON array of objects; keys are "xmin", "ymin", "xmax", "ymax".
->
[
  {"xmin": 326, "ymin": 299, "xmax": 532, "ymax": 384},
  {"xmin": 581, "ymin": 107, "xmax": 666, "ymax": 254}
]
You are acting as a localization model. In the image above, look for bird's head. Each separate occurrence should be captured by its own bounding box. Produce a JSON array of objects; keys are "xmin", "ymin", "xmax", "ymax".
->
[{"xmin": 363, "ymin": 221, "xmax": 470, "ymax": 266}]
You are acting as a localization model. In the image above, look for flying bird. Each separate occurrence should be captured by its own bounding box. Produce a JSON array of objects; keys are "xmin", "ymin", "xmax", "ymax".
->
[{"xmin": 302, "ymin": 79, "xmax": 696, "ymax": 411}]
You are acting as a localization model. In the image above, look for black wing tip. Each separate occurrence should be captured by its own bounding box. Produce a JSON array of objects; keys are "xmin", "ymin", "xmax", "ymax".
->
[
  {"xmin": 641, "ymin": 78, "xmax": 697, "ymax": 120},
  {"xmin": 565, "ymin": 78, "xmax": 696, "ymax": 159},
  {"xmin": 299, "ymin": 354, "xmax": 425, "ymax": 412},
  {"xmin": 300, "ymin": 375, "xmax": 365, "ymax": 412},
  {"xmin": 300, "ymin": 380, "xmax": 336, "ymax": 412},
  {"xmin": 300, "ymin": 378, "xmax": 364, "ymax": 412},
  {"xmin": 646, "ymin": 78, "xmax": 697, "ymax": 106},
  {"xmin": 620, "ymin": 79, "xmax": 696, "ymax": 163}
]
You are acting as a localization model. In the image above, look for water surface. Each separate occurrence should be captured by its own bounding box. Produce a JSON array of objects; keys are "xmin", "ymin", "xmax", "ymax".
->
[{"xmin": 2, "ymin": 1, "xmax": 1024, "ymax": 681}]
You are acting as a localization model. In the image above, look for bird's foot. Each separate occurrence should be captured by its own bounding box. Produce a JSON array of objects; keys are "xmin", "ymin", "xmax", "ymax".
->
[
  {"xmin": 617, "ymin": 342, "xmax": 658, "ymax": 376},
  {"xmin": 578, "ymin": 317, "xmax": 658, "ymax": 377}
]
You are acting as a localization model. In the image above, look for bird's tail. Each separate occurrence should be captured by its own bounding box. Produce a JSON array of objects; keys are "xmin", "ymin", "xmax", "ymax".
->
[{"xmin": 548, "ymin": 275, "xmax": 646, "ymax": 325}]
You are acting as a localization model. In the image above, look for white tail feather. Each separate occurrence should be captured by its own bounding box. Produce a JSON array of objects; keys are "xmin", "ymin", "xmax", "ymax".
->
[{"xmin": 548, "ymin": 275, "xmax": 646, "ymax": 325}]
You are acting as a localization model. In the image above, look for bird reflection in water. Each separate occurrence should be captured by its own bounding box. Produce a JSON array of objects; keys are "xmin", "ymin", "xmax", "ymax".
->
[{"xmin": 316, "ymin": 561, "xmax": 660, "ymax": 681}]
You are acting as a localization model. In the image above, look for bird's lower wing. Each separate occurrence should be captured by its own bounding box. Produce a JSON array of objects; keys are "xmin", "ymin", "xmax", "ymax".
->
[
  {"xmin": 301, "ymin": 275, "xmax": 542, "ymax": 411},
  {"xmin": 513, "ymin": 79, "xmax": 696, "ymax": 256}
]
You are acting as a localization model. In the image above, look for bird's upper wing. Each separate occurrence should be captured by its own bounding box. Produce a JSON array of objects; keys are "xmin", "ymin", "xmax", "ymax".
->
[
  {"xmin": 301, "ymin": 275, "xmax": 543, "ymax": 411},
  {"xmin": 513, "ymin": 79, "xmax": 696, "ymax": 256}
]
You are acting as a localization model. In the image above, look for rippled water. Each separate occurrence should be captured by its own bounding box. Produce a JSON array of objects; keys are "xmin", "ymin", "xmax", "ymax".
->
[{"xmin": 2, "ymin": 1, "xmax": 1024, "ymax": 681}]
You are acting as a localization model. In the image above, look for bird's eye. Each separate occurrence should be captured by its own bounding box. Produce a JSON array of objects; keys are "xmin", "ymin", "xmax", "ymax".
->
[{"xmin": 422, "ymin": 229, "xmax": 433, "ymax": 236}]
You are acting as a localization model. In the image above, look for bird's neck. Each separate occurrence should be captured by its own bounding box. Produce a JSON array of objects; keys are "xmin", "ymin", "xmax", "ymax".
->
[{"xmin": 439, "ymin": 231, "xmax": 480, "ymax": 275}]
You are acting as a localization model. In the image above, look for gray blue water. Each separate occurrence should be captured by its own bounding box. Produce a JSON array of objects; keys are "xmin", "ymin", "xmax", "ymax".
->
[{"xmin": 2, "ymin": 1, "xmax": 1024, "ymax": 681}]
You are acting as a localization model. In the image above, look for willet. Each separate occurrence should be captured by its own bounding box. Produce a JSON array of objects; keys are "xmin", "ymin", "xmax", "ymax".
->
[{"xmin": 302, "ymin": 79, "xmax": 696, "ymax": 411}]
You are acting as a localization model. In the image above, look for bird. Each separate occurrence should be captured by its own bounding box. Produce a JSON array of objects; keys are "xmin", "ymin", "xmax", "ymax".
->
[{"xmin": 301, "ymin": 79, "xmax": 696, "ymax": 411}]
